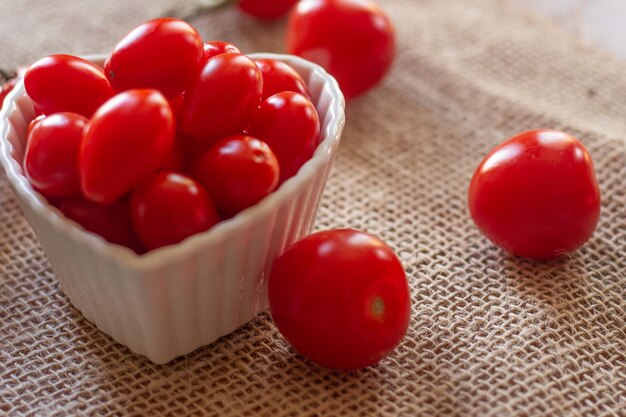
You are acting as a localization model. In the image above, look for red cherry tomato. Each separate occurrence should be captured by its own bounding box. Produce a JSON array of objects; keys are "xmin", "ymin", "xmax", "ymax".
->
[
  {"xmin": 269, "ymin": 229, "xmax": 410, "ymax": 370},
  {"xmin": 130, "ymin": 172, "xmax": 220, "ymax": 250},
  {"xmin": 24, "ymin": 54, "xmax": 114, "ymax": 117},
  {"xmin": 286, "ymin": 0, "xmax": 395, "ymax": 99},
  {"xmin": 468, "ymin": 130, "xmax": 601, "ymax": 260},
  {"xmin": 60, "ymin": 197, "xmax": 145, "ymax": 253},
  {"xmin": 238, "ymin": 0, "xmax": 299, "ymax": 20},
  {"xmin": 81, "ymin": 89, "xmax": 174, "ymax": 204},
  {"xmin": 181, "ymin": 53, "xmax": 263, "ymax": 146},
  {"xmin": 255, "ymin": 59, "xmax": 311, "ymax": 100},
  {"xmin": 189, "ymin": 135, "xmax": 279, "ymax": 216},
  {"xmin": 24, "ymin": 112, "xmax": 87, "ymax": 198},
  {"xmin": 248, "ymin": 91, "xmax": 320, "ymax": 183},
  {"xmin": 203, "ymin": 41, "xmax": 242, "ymax": 63},
  {"xmin": 105, "ymin": 18, "xmax": 204, "ymax": 99}
]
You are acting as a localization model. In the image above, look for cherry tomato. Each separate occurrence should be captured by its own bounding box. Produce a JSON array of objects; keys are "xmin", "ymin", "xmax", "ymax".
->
[
  {"xmin": 24, "ymin": 112, "xmax": 87, "ymax": 198},
  {"xmin": 255, "ymin": 59, "xmax": 311, "ymax": 100},
  {"xmin": 24, "ymin": 54, "xmax": 113, "ymax": 117},
  {"xmin": 238, "ymin": 0, "xmax": 299, "ymax": 20},
  {"xmin": 248, "ymin": 91, "xmax": 320, "ymax": 183},
  {"xmin": 286, "ymin": 0, "xmax": 395, "ymax": 99},
  {"xmin": 468, "ymin": 130, "xmax": 601, "ymax": 260},
  {"xmin": 189, "ymin": 135, "xmax": 279, "ymax": 216},
  {"xmin": 269, "ymin": 229, "xmax": 410, "ymax": 370},
  {"xmin": 60, "ymin": 197, "xmax": 145, "ymax": 253},
  {"xmin": 203, "ymin": 41, "xmax": 242, "ymax": 63},
  {"xmin": 105, "ymin": 18, "xmax": 204, "ymax": 99},
  {"xmin": 181, "ymin": 53, "xmax": 263, "ymax": 146},
  {"xmin": 81, "ymin": 89, "xmax": 174, "ymax": 204},
  {"xmin": 0, "ymin": 78, "xmax": 17, "ymax": 110},
  {"xmin": 130, "ymin": 172, "xmax": 219, "ymax": 250}
]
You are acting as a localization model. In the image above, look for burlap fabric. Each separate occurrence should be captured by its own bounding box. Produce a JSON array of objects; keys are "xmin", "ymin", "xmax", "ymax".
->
[{"xmin": 1, "ymin": 0, "xmax": 626, "ymax": 415}]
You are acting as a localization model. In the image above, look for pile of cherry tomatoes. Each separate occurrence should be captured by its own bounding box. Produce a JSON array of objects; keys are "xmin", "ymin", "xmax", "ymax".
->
[
  {"xmin": 23, "ymin": 18, "xmax": 320, "ymax": 252},
  {"xmin": 0, "ymin": 0, "xmax": 603, "ymax": 372}
]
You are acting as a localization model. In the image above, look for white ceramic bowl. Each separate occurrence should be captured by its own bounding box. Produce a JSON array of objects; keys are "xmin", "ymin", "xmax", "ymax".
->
[{"xmin": 0, "ymin": 53, "xmax": 345, "ymax": 363}]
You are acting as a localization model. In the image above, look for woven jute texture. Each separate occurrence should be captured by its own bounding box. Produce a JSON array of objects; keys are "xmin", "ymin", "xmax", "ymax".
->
[{"xmin": 2, "ymin": 0, "xmax": 626, "ymax": 415}]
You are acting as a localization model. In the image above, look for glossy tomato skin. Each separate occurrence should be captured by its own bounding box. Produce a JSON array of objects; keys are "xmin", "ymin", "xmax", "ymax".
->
[
  {"xmin": 24, "ymin": 112, "xmax": 87, "ymax": 198},
  {"xmin": 238, "ymin": 0, "xmax": 299, "ymax": 20},
  {"xmin": 81, "ymin": 89, "xmax": 174, "ymax": 204},
  {"xmin": 269, "ymin": 229, "xmax": 411, "ymax": 371},
  {"xmin": 203, "ymin": 41, "xmax": 242, "ymax": 63},
  {"xmin": 189, "ymin": 135, "xmax": 279, "ymax": 216},
  {"xmin": 105, "ymin": 18, "xmax": 204, "ymax": 99},
  {"xmin": 286, "ymin": 0, "xmax": 395, "ymax": 99},
  {"xmin": 130, "ymin": 172, "xmax": 220, "ymax": 250},
  {"xmin": 255, "ymin": 59, "xmax": 311, "ymax": 100},
  {"xmin": 248, "ymin": 91, "xmax": 320, "ymax": 183},
  {"xmin": 24, "ymin": 54, "xmax": 114, "ymax": 117},
  {"xmin": 468, "ymin": 130, "xmax": 601, "ymax": 260},
  {"xmin": 60, "ymin": 197, "xmax": 145, "ymax": 253},
  {"xmin": 181, "ymin": 53, "xmax": 263, "ymax": 146}
]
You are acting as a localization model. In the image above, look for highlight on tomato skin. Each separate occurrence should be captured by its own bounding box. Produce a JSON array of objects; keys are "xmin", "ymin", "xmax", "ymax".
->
[
  {"xmin": 468, "ymin": 129, "xmax": 601, "ymax": 260},
  {"xmin": 268, "ymin": 229, "xmax": 411, "ymax": 371}
]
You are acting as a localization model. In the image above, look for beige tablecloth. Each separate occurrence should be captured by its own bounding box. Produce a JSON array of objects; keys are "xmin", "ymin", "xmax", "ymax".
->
[{"xmin": 1, "ymin": 0, "xmax": 625, "ymax": 415}]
